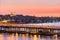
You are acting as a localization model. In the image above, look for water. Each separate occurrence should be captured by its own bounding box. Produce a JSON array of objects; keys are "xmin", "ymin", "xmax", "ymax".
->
[{"xmin": 0, "ymin": 33, "xmax": 60, "ymax": 40}]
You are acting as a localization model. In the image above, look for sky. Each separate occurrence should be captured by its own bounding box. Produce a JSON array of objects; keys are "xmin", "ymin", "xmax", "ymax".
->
[{"xmin": 0, "ymin": 0, "xmax": 60, "ymax": 17}]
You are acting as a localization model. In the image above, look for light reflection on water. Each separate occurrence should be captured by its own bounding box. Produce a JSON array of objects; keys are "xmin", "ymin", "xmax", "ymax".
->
[{"xmin": 0, "ymin": 33, "xmax": 60, "ymax": 40}]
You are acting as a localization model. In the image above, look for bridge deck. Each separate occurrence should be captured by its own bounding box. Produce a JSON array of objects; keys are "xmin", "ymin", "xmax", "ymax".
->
[{"xmin": 0, "ymin": 23, "xmax": 60, "ymax": 29}]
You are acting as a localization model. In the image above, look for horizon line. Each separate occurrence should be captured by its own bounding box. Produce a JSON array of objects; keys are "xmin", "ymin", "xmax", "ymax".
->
[{"xmin": 0, "ymin": 14, "xmax": 60, "ymax": 17}]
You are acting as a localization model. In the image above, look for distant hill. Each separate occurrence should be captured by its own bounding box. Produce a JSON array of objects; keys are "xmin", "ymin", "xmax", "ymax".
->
[{"xmin": 0, "ymin": 15, "xmax": 60, "ymax": 23}]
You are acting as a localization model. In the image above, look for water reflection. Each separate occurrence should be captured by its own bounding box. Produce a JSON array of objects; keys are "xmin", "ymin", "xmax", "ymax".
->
[
  {"xmin": 0, "ymin": 33, "xmax": 60, "ymax": 40},
  {"xmin": 33, "ymin": 35, "xmax": 37, "ymax": 40},
  {"xmin": 7, "ymin": 33, "xmax": 14, "ymax": 40},
  {"xmin": 0, "ymin": 33, "xmax": 4, "ymax": 40},
  {"xmin": 15, "ymin": 33, "xmax": 18, "ymax": 40},
  {"xmin": 52, "ymin": 35, "xmax": 58, "ymax": 40}
]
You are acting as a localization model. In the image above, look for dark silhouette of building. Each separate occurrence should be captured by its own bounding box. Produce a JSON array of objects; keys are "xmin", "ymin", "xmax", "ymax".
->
[{"xmin": 0, "ymin": 13, "xmax": 60, "ymax": 23}]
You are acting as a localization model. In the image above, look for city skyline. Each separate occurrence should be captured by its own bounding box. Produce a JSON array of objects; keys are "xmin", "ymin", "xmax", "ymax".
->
[{"xmin": 0, "ymin": 0, "xmax": 60, "ymax": 17}]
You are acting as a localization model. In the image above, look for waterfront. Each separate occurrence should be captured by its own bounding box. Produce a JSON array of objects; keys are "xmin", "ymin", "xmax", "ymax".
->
[
  {"xmin": 0, "ymin": 33, "xmax": 60, "ymax": 40},
  {"xmin": 0, "ymin": 16, "xmax": 60, "ymax": 40}
]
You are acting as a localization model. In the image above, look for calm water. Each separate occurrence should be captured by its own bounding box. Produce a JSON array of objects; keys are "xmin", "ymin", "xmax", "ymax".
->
[{"xmin": 0, "ymin": 33, "xmax": 60, "ymax": 40}]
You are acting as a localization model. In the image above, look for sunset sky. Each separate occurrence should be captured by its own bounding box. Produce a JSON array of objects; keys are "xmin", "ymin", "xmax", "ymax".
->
[{"xmin": 0, "ymin": 0, "xmax": 60, "ymax": 17}]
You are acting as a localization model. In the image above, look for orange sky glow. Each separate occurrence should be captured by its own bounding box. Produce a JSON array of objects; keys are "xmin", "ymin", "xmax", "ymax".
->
[{"xmin": 0, "ymin": 0, "xmax": 60, "ymax": 17}]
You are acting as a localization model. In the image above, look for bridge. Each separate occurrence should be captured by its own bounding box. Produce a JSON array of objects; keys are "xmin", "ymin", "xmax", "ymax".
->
[
  {"xmin": 0, "ymin": 22, "xmax": 60, "ymax": 29},
  {"xmin": 0, "ymin": 22, "xmax": 60, "ymax": 35}
]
